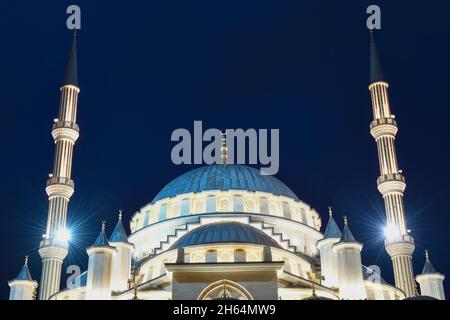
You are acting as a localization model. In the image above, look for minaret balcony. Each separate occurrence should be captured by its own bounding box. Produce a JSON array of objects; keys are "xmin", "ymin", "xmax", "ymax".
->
[
  {"xmin": 46, "ymin": 177, "xmax": 75, "ymax": 199},
  {"xmin": 385, "ymin": 236, "xmax": 415, "ymax": 257},
  {"xmin": 52, "ymin": 121, "xmax": 79, "ymax": 142},
  {"xmin": 377, "ymin": 173, "xmax": 406, "ymax": 195},
  {"xmin": 39, "ymin": 238, "xmax": 69, "ymax": 261},
  {"xmin": 370, "ymin": 118, "xmax": 398, "ymax": 139}
]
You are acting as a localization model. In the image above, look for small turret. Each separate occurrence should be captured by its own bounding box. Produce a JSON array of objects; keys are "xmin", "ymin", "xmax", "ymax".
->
[
  {"xmin": 333, "ymin": 217, "xmax": 366, "ymax": 299},
  {"xmin": 109, "ymin": 211, "xmax": 134, "ymax": 292},
  {"xmin": 85, "ymin": 222, "xmax": 116, "ymax": 300},
  {"xmin": 8, "ymin": 256, "xmax": 38, "ymax": 300},
  {"xmin": 416, "ymin": 250, "xmax": 445, "ymax": 300},
  {"xmin": 317, "ymin": 207, "xmax": 341, "ymax": 288}
]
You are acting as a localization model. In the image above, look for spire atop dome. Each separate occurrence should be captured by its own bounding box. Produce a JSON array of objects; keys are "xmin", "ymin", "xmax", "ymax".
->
[
  {"xmin": 92, "ymin": 221, "xmax": 110, "ymax": 247},
  {"xmin": 422, "ymin": 249, "xmax": 438, "ymax": 275},
  {"xmin": 323, "ymin": 207, "xmax": 342, "ymax": 239},
  {"xmin": 340, "ymin": 216, "xmax": 356, "ymax": 242},
  {"xmin": 109, "ymin": 211, "xmax": 130, "ymax": 243},
  {"xmin": 221, "ymin": 130, "xmax": 228, "ymax": 165},
  {"xmin": 370, "ymin": 31, "xmax": 385, "ymax": 84},
  {"xmin": 62, "ymin": 30, "xmax": 78, "ymax": 87},
  {"xmin": 14, "ymin": 256, "xmax": 34, "ymax": 281}
]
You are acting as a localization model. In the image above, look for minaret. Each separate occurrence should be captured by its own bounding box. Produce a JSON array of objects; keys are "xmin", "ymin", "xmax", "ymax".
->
[
  {"xmin": 368, "ymin": 31, "xmax": 416, "ymax": 297},
  {"xmin": 333, "ymin": 217, "xmax": 366, "ymax": 300},
  {"xmin": 38, "ymin": 32, "xmax": 80, "ymax": 300},
  {"xmin": 416, "ymin": 250, "xmax": 445, "ymax": 300},
  {"xmin": 317, "ymin": 207, "xmax": 341, "ymax": 288},
  {"xmin": 8, "ymin": 256, "xmax": 38, "ymax": 300}
]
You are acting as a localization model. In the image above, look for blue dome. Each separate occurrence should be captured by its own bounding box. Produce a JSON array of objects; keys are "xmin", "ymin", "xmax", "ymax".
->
[
  {"xmin": 153, "ymin": 164, "xmax": 299, "ymax": 203},
  {"xmin": 170, "ymin": 221, "xmax": 282, "ymax": 249}
]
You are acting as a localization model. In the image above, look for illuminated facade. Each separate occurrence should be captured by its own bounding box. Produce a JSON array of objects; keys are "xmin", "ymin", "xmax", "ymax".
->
[{"xmin": 8, "ymin": 31, "xmax": 446, "ymax": 300}]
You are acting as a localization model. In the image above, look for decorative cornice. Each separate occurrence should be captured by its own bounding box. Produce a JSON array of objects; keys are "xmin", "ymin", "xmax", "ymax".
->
[{"xmin": 165, "ymin": 262, "xmax": 284, "ymax": 273}]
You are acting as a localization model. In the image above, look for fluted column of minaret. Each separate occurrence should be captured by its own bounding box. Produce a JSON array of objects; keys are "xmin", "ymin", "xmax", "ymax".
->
[
  {"xmin": 39, "ymin": 33, "xmax": 80, "ymax": 300},
  {"xmin": 368, "ymin": 32, "xmax": 416, "ymax": 297}
]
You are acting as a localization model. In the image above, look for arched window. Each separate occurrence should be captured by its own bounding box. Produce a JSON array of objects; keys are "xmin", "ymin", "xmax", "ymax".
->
[
  {"xmin": 198, "ymin": 280, "xmax": 253, "ymax": 300},
  {"xmin": 180, "ymin": 198, "xmax": 190, "ymax": 216},
  {"xmin": 259, "ymin": 197, "xmax": 269, "ymax": 214},
  {"xmin": 233, "ymin": 195, "xmax": 243, "ymax": 212},
  {"xmin": 205, "ymin": 250, "xmax": 217, "ymax": 263},
  {"xmin": 282, "ymin": 202, "xmax": 291, "ymax": 220},
  {"xmin": 300, "ymin": 209, "xmax": 307, "ymax": 224},
  {"xmin": 206, "ymin": 196, "xmax": 216, "ymax": 213},
  {"xmin": 234, "ymin": 249, "xmax": 246, "ymax": 263},
  {"xmin": 143, "ymin": 211, "xmax": 150, "ymax": 226},
  {"xmin": 158, "ymin": 204, "xmax": 168, "ymax": 221}
]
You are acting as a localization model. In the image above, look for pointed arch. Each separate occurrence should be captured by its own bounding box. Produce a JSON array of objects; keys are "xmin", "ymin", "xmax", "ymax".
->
[{"xmin": 197, "ymin": 279, "xmax": 253, "ymax": 300}]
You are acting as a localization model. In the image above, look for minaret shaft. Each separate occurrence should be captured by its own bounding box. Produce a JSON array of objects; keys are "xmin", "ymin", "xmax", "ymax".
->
[
  {"xmin": 369, "ymin": 82, "xmax": 416, "ymax": 297},
  {"xmin": 39, "ymin": 84, "xmax": 79, "ymax": 299}
]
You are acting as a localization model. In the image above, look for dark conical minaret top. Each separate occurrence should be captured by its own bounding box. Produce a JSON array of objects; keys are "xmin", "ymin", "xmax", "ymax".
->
[
  {"xmin": 323, "ymin": 207, "xmax": 342, "ymax": 239},
  {"xmin": 62, "ymin": 31, "xmax": 78, "ymax": 87},
  {"xmin": 421, "ymin": 250, "xmax": 439, "ymax": 275},
  {"xmin": 109, "ymin": 211, "xmax": 130, "ymax": 243},
  {"xmin": 13, "ymin": 256, "xmax": 34, "ymax": 281},
  {"xmin": 339, "ymin": 216, "xmax": 357, "ymax": 243},
  {"xmin": 370, "ymin": 31, "xmax": 385, "ymax": 84}
]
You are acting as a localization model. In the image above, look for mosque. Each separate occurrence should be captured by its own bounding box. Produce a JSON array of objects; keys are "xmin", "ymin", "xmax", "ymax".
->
[{"xmin": 8, "ymin": 30, "xmax": 446, "ymax": 300}]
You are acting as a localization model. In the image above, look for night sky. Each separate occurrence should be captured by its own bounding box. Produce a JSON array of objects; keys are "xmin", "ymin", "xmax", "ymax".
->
[{"xmin": 1, "ymin": 1, "xmax": 449, "ymax": 299}]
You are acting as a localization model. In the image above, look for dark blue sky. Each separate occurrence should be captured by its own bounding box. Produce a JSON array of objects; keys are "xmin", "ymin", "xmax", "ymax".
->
[{"xmin": 1, "ymin": 1, "xmax": 449, "ymax": 298}]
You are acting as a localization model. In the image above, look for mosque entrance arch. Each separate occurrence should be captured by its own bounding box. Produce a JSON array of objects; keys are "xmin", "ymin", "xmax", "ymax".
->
[{"xmin": 197, "ymin": 280, "xmax": 253, "ymax": 300}]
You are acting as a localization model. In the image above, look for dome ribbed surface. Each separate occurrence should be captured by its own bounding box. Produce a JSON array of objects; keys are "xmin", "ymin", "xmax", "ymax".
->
[
  {"xmin": 153, "ymin": 165, "xmax": 299, "ymax": 203},
  {"xmin": 170, "ymin": 221, "xmax": 282, "ymax": 249}
]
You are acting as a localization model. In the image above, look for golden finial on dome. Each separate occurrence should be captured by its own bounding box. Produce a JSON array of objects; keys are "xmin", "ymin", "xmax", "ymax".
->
[
  {"xmin": 425, "ymin": 249, "xmax": 430, "ymax": 261},
  {"xmin": 221, "ymin": 130, "xmax": 228, "ymax": 165},
  {"xmin": 119, "ymin": 210, "xmax": 123, "ymax": 220},
  {"xmin": 344, "ymin": 216, "xmax": 348, "ymax": 226},
  {"xmin": 328, "ymin": 207, "xmax": 333, "ymax": 218},
  {"xmin": 101, "ymin": 220, "xmax": 106, "ymax": 231},
  {"xmin": 25, "ymin": 255, "xmax": 29, "ymax": 265}
]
